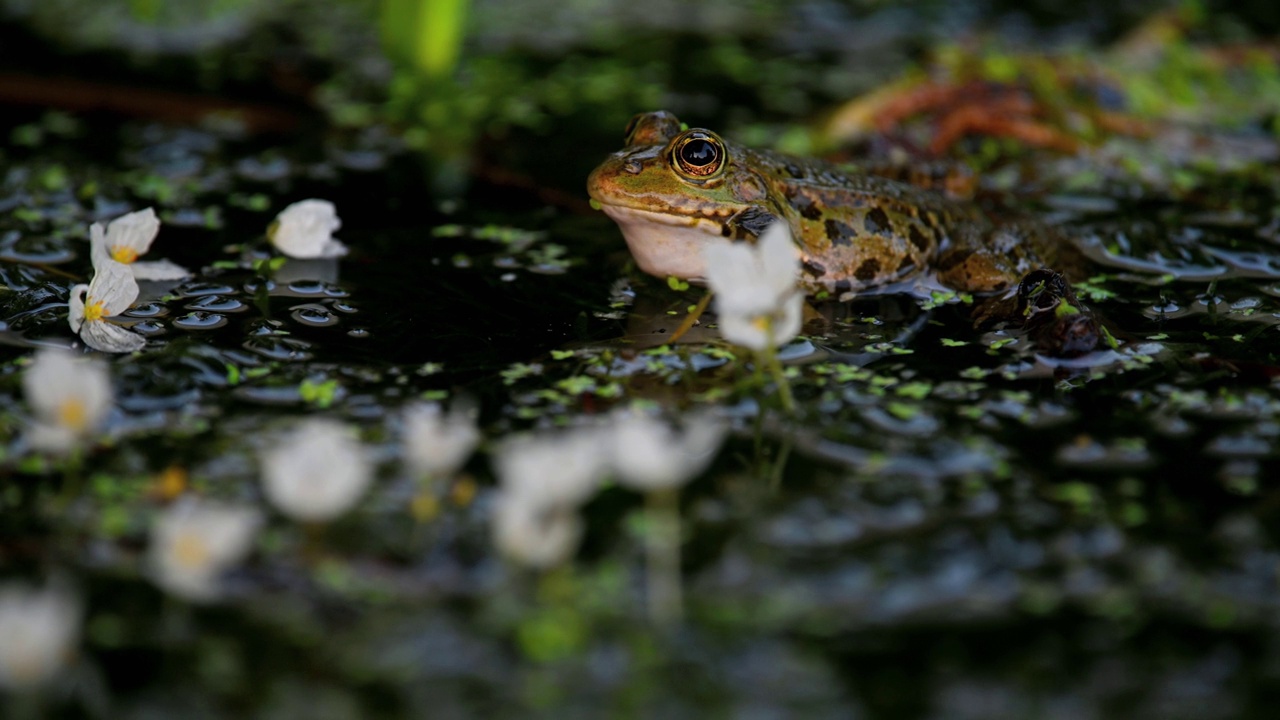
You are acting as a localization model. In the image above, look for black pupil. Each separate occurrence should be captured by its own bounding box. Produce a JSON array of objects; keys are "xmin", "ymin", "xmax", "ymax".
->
[{"xmin": 680, "ymin": 139, "xmax": 717, "ymax": 167}]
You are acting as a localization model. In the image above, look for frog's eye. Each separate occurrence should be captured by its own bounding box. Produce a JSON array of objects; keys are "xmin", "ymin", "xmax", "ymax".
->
[{"xmin": 672, "ymin": 131, "xmax": 725, "ymax": 179}]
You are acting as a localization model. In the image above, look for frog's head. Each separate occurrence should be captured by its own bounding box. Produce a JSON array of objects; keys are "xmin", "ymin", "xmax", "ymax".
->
[{"xmin": 587, "ymin": 111, "xmax": 775, "ymax": 282}]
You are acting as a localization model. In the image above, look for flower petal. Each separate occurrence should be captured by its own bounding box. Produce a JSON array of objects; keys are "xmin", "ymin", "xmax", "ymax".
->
[
  {"xmin": 88, "ymin": 257, "xmax": 140, "ymax": 315},
  {"xmin": 131, "ymin": 259, "xmax": 191, "ymax": 281},
  {"xmin": 67, "ymin": 284, "xmax": 88, "ymax": 334},
  {"xmin": 770, "ymin": 292, "xmax": 804, "ymax": 347},
  {"xmin": 80, "ymin": 320, "xmax": 145, "ymax": 353},
  {"xmin": 88, "ymin": 223, "xmax": 110, "ymax": 269},
  {"xmin": 716, "ymin": 310, "xmax": 770, "ymax": 351},
  {"xmin": 23, "ymin": 349, "xmax": 113, "ymax": 431},
  {"xmin": 316, "ymin": 239, "xmax": 349, "ymax": 259},
  {"xmin": 25, "ymin": 422, "xmax": 80, "ymax": 454},
  {"xmin": 269, "ymin": 199, "xmax": 344, "ymax": 259},
  {"xmin": 756, "ymin": 221, "xmax": 800, "ymax": 296},
  {"xmin": 105, "ymin": 208, "xmax": 160, "ymax": 256},
  {"xmin": 260, "ymin": 419, "xmax": 372, "ymax": 522}
]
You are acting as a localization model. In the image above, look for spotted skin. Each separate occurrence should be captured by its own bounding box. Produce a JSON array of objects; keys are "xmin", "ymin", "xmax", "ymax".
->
[{"xmin": 587, "ymin": 111, "xmax": 1072, "ymax": 297}]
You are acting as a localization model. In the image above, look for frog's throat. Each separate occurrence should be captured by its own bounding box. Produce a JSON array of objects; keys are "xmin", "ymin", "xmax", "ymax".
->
[{"xmin": 598, "ymin": 204, "xmax": 726, "ymax": 281}]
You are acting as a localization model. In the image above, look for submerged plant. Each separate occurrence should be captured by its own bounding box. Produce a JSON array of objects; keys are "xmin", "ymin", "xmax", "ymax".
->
[{"xmin": 22, "ymin": 349, "xmax": 113, "ymax": 454}]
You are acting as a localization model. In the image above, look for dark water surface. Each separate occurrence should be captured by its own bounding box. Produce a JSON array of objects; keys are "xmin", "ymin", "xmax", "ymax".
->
[{"xmin": 5, "ymin": 2, "xmax": 1280, "ymax": 718}]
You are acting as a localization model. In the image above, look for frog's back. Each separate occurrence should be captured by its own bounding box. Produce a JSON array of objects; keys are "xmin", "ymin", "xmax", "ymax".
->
[{"xmin": 745, "ymin": 145, "xmax": 983, "ymax": 296}]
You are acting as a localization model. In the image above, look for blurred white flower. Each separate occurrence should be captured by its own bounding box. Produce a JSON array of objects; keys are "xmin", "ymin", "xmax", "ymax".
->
[
  {"xmin": 261, "ymin": 419, "xmax": 372, "ymax": 521},
  {"xmin": 68, "ymin": 255, "xmax": 145, "ymax": 353},
  {"xmin": 492, "ymin": 429, "xmax": 607, "ymax": 510},
  {"xmin": 489, "ymin": 427, "xmax": 608, "ymax": 568},
  {"xmin": 491, "ymin": 495, "xmax": 584, "ymax": 569},
  {"xmin": 0, "ymin": 581, "xmax": 81, "ymax": 691},
  {"xmin": 269, "ymin": 199, "xmax": 347, "ymax": 259},
  {"xmin": 22, "ymin": 349, "xmax": 113, "ymax": 454},
  {"xmin": 148, "ymin": 498, "xmax": 261, "ymax": 602},
  {"xmin": 402, "ymin": 402, "xmax": 480, "ymax": 478},
  {"xmin": 610, "ymin": 409, "xmax": 727, "ymax": 491},
  {"xmin": 90, "ymin": 207, "xmax": 189, "ymax": 280},
  {"xmin": 702, "ymin": 221, "xmax": 803, "ymax": 350}
]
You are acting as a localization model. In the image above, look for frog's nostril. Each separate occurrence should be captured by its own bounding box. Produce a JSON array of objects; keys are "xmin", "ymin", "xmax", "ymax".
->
[{"xmin": 624, "ymin": 161, "xmax": 643, "ymax": 175}]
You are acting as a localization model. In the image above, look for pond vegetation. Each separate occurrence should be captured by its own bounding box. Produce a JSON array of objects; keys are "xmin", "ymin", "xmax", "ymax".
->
[{"xmin": 3, "ymin": 1, "xmax": 1280, "ymax": 717}]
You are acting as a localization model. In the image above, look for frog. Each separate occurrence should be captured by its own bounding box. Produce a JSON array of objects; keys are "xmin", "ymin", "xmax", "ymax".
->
[{"xmin": 587, "ymin": 110, "xmax": 1077, "ymax": 301}]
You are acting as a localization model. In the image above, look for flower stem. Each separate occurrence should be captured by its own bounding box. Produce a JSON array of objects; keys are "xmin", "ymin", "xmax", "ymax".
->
[
  {"xmin": 645, "ymin": 487, "xmax": 682, "ymax": 628},
  {"xmin": 761, "ymin": 346, "xmax": 796, "ymax": 415},
  {"xmin": 668, "ymin": 290, "xmax": 712, "ymax": 344},
  {"xmin": 769, "ymin": 437, "xmax": 793, "ymax": 494}
]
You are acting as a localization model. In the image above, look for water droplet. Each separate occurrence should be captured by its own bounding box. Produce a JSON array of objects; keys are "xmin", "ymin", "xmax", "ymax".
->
[
  {"xmin": 331, "ymin": 301, "xmax": 358, "ymax": 314},
  {"xmin": 500, "ymin": 272, "xmax": 517, "ymax": 282},
  {"xmin": 234, "ymin": 385, "xmax": 307, "ymax": 406},
  {"xmin": 245, "ymin": 319, "xmax": 286, "ymax": 336},
  {"xmin": 286, "ymin": 280, "xmax": 326, "ymax": 295},
  {"xmin": 175, "ymin": 281, "xmax": 236, "ymax": 297},
  {"xmin": 131, "ymin": 320, "xmax": 167, "ymax": 335},
  {"xmin": 347, "ymin": 327, "xmax": 370, "ymax": 338},
  {"xmin": 124, "ymin": 302, "xmax": 168, "ymax": 318},
  {"xmin": 236, "ymin": 156, "xmax": 292, "ymax": 182},
  {"xmin": 0, "ymin": 232, "xmax": 76, "ymax": 264},
  {"xmin": 243, "ymin": 279, "xmax": 276, "ymax": 293},
  {"xmin": 243, "ymin": 336, "xmax": 313, "ymax": 361},
  {"xmin": 290, "ymin": 304, "xmax": 338, "ymax": 327},
  {"xmin": 186, "ymin": 295, "xmax": 248, "ymax": 313},
  {"xmin": 173, "ymin": 311, "xmax": 228, "ymax": 330}
]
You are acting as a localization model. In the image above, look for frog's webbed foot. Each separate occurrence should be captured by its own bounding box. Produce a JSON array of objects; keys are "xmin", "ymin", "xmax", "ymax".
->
[
  {"xmin": 972, "ymin": 268, "xmax": 1114, "ymax": 358},
  {"xmin": 1014, "ymin": 268, "xmax": 1113, "ymax": 358}
]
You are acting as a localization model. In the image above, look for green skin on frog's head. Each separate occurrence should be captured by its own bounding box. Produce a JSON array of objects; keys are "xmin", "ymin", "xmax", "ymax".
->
[
  {"xmin": 588, "ymin": 111, "xmax": 1051, "ymax": 298},
  {"xmin": 587, "ymin": 111, "xmax": 784, "ymax": 284}
]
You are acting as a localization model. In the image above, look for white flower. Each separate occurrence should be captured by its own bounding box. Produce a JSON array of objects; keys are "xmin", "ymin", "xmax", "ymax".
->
[
  {"xmin": 402, "ymin": 402, "xmax": 480, "ymax": 478},
  {"xmin": 492, "ymin": 428, "xmax": 608, "ymax": 511},
  {"xmin": 68, "ymin": 255, "xmax": 145, "ymax": 353},
  {"xmin": 261, "ymin": 419, "xmax": 372, "ymax": 521},
  {"xmin": 90, "ymin": 208, "xmax": 189, "ymax": 280},
  {"xmin": 269, "ymin": 199, "xmax": 347, "ymax": 259},
  {"xmin": 489, "ymin": 427, "xmax": 609, "ymax": 568},
  {"xmin": 702, "ymin": 221, "xmax": 803, "ymax": 350},
  {"xmin": 609, "ymin": 409, "xmax": 727, "ymax": 491},
  {"xmin": 0, "ymin": 581, "xmax": 81, "ymax": 691},
  {"xmin": 22, "ymin": 349, "xmax": 113, "ymax": 454},
  {"xmin": 492, "ymin": 495, "xmax": 584, "ymax": 569},
  {"xmin": 148, "ymin": 498, "xmax": 261, "ymax": 602}
]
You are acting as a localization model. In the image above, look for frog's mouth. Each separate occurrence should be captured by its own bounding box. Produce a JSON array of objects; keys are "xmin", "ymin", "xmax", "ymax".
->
[{"xmin": 594, "ymin": 203, "xmax": 728, "ymax": 282}]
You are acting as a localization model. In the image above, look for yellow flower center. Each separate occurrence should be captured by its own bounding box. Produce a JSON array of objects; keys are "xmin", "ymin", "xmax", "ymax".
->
[
  {"xmin": 172, "ymin": 533, "xmax": 211, "ymax": 570},
  {"xmin": 57, "ymin": 398, "xmax": 89, "ymax": 431},
  {"xmin": 110, "ymin": 246, "xmax": 139, "ymax": 264},
  {"xmin": 83, "ymin": 299, "xmax": 107, "ymax": 322}
]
